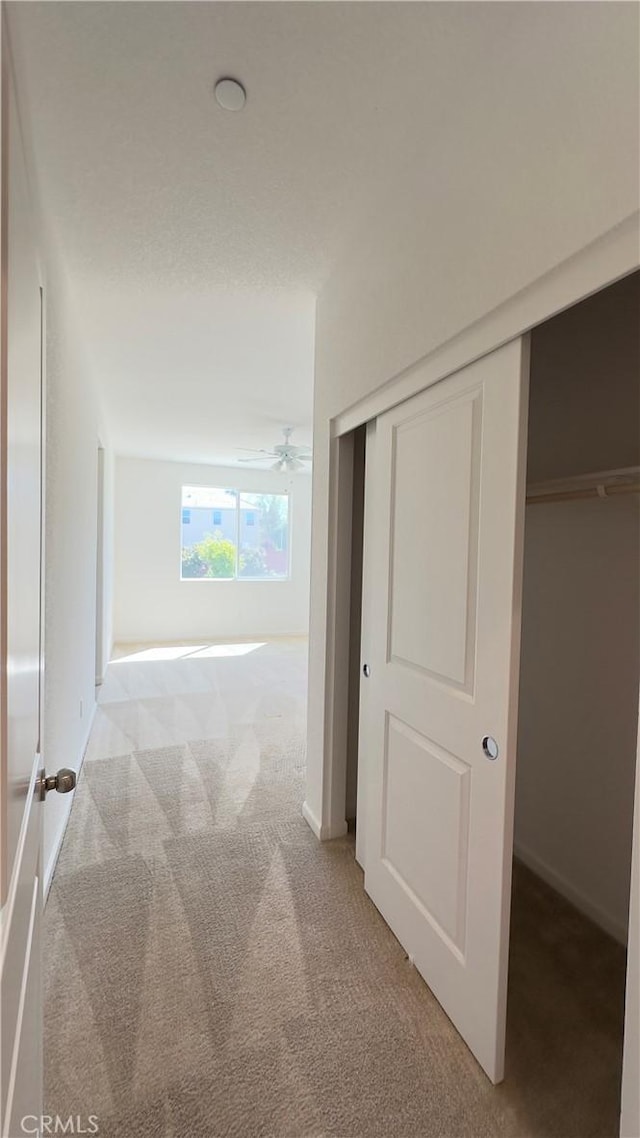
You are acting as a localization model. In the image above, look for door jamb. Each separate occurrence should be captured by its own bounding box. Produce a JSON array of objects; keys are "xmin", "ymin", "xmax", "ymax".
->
[
  {"xmin": 95, "ymin": 443, "xmax": 105, "ymax": 686},
  {"xmin": 302, "ymin": 430, "xmax": 355, "ymax": 840}
]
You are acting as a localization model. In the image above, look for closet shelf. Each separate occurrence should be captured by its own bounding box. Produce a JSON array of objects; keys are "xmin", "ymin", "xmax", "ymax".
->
[{"xmin": 526, "ymin": 466, "xmax": 640, "ymax": 506}]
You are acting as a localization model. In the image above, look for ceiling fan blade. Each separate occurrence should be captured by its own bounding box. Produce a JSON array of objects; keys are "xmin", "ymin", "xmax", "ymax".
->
[
  {"xmin": 271, "ymin": 459, "xmax": 285, "ymax": 471},
  {"xmin": 236, "ymin": 447, "xmax": 275, "ymax": 455}
]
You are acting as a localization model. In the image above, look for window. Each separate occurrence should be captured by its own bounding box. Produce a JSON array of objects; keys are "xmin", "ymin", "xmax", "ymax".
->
[{"xmin": 180, "ymin": 486, "xmax": 289, "ymax": 580}]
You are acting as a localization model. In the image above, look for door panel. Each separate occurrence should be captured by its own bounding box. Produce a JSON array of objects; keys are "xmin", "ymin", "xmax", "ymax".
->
[
  {"xmin": 1, "ymin": 40, "xmax": 44, "ymax": 1138},
  {"xmin": 382, "ymin": 716, "xmax": 471, "ymax": 954},
  {"xmin": 389, "ymin": 388, "xmax": 480, "ymax": 690},
  {"xmin": 362, "ymin": 338, "xmax": 529, "ymax": 1083},
  {"xmin": 3, "ymin": 58, "xmax": 42, "ymax": 894},
  {"xmin": 2, "ymin": 780, "xmax": 42, "ymax": 1138}
]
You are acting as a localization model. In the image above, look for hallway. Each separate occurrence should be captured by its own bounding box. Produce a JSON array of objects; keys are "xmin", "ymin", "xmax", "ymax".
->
[{"xmin": 44, "ymin": 640, "xmax": 626, "ymax": 1138}]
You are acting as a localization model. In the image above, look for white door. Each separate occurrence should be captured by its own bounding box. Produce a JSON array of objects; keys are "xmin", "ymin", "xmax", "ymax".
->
[
  {"xmin": 1, "ymin": 48, "xmax": 45, "ymax": 1138},
  {"xmin": 361, "ymin": 337, "xmax": 530, "ymax": 1084}
]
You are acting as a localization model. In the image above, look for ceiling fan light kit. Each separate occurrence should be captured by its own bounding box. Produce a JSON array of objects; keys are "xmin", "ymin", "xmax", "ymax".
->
[{"xmin": 237, "ymin": 427, "xmax": 312, "ymax": 471}]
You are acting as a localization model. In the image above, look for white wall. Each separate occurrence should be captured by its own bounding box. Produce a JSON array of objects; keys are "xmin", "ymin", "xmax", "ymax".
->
[
  {"xmin": 305, "ymin": 1, "xmax": 640, "ymax": 835},
  {"xmin": 114, "ymin": 457, "xmax": 311, "ymax": 643},
  {"xmin": 43, "ymin": 267, "xmax": 114, "ymax": 890},
  {"xmin": 515, "ymin": 497, "xmax": 639, "ymax": 941},
  {"xmin": 526, "ymin": 274, "xmax": 640, "ymax": 484}
]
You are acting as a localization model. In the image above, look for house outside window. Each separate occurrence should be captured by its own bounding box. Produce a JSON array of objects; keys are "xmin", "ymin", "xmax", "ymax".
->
[{"xmin": 180, "ymin": 486, "xmax": 289, "ymax": 580}]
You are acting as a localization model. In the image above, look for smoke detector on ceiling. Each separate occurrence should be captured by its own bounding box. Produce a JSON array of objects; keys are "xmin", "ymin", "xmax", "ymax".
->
[{"xmin": 214, "ymin": 78, "xmax": 246, "ymax": 112}]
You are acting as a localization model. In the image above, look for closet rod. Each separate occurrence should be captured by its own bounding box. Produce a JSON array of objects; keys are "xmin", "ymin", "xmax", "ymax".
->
[{"xmin": 526, "ymin": 482, "xmax": 640, "ymax": 506}]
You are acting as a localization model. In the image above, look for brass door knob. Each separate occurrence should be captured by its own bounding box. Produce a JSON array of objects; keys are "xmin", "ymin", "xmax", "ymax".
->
[{"xmin": 40, "ymin": 767, "xmax": 77, "ymax": 799}]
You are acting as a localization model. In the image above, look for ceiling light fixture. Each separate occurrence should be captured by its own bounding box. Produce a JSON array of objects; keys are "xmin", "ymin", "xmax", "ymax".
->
[{"xmin": 214, "ymin": 77, "xmax": 246, "ymax": 112}]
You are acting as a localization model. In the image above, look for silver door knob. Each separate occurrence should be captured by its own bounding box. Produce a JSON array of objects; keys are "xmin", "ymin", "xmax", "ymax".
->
[
  {"xmin": 362, "ymin": 663, "xmax": 371, "ymax": 678},
  {"xmin": 40, "ymin": 768, "xmax": 77, "ymax": 799}
]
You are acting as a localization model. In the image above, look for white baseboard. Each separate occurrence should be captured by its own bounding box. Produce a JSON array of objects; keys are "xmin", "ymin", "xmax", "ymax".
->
[
  {"xmin": 43, "ymin": 700, "xmax": 97, "ymax": 901},
  {"xmin": 302, "ymin": 800, "xmax": 348, "ymax": 842},
  {"xmin": 113, "ymin": 632, "xmax": 309, "ymax": 650},
  {"xmin": 301, "ymin": 800, "xmax": 322, "ymax": 837},
  {"xmin": 514, "ymin": 841, "xmax": 628, "ymax": 945}
]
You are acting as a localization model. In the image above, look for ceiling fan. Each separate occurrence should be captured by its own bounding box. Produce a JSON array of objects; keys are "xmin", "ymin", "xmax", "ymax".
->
[{"xmin": 237, "ymin": 426, "xmax": 312, "ymax": 471}]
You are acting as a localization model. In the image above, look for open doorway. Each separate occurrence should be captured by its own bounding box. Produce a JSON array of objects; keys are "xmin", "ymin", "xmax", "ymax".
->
[
  {"xmin": 506, "ymin": 270, "xmax": 640, "ymax": 1126},
  {"xmin": 346, "ymin": 424, "xmax": 366, "ymax": 831}
]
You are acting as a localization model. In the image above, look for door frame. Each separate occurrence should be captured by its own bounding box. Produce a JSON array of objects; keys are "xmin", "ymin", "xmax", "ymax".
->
[
  {"xmin": 621, "ymin": 716, "xmax": 640, "ymax": 1138},
  {"xmin": 0, "ymin": 19, "xmax": 47, "ymax": 1131},
  {"xmin": 95, "ymin": 443, "xmax": 105, "ymax": 686}
]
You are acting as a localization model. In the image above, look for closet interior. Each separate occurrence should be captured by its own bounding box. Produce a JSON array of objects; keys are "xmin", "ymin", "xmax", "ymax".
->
[{"xmin": 508, "ymin": 270, "xmax": 640, "ymax": 1128}]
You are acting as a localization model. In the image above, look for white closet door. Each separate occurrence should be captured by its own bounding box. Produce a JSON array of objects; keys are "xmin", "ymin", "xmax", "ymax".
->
[{"xmin": 361, "ymin": 338, "xmax": 529, "ymax": 1084}]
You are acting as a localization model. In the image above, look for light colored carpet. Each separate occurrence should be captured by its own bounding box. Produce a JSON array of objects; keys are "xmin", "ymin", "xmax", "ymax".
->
[{"xmin": 44, "ymin": 638, "xmax": 626, "ymax": 1137}]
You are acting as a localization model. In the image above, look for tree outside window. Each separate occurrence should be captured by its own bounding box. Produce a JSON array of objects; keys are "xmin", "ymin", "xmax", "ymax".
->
[{"xmin": 180, "ymin": 486, "xmax": 289, "ymax": 580}]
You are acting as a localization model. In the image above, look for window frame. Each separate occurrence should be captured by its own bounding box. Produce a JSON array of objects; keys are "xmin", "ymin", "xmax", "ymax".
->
[{"xmin": 179, "ymin": 485, "xmax": 291, "ymax": 582}]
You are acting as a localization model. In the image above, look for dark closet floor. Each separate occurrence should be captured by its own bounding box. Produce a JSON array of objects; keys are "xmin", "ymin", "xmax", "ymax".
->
[{"xmin": 502, "ymin": 860, "xmax": 627, "ymax": 1137}]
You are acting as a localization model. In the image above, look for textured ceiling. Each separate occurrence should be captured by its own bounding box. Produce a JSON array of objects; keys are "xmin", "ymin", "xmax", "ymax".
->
[
  {"xmin": 8, "ymin": 2, "xmax": 634, "ymax": 464},
  {"xmin": 9, "ymin": 2, "xmax": 504, "ymax": 294}
]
